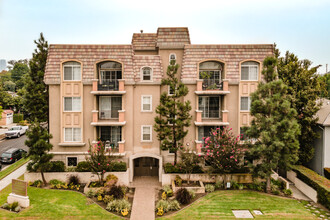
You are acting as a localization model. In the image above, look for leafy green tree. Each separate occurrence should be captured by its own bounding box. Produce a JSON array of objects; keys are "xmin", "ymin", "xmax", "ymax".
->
[
  {"xmin": 0, "ymin": 105, "xmax": 2, "ymax": 120},
  {"xmin": 24, "ymin": 33, "xmax": 48, "ymax": 122},
  {"xmin": 276, "ymin": 50, "xmax": 327, "ymax": 164},
  {"xmin": 247, "ymin": 56, "xmax": 300, "ymax": 193},
  {"xmin": 11, "ymin": 63, "xmax": 29, "ymax": 90},
  {"xmin": 319, "ymin": 73, "xmax": 330, "ymax": 99},
  {"xmin": 25, "ymin": 122, "xmax": 53, "ymax": 185},
  {"xmin": 179, "ymin": 148, "xmax": 200, "ymax": 184},
  {"xmin": 154, "ymin": 59, "xmax": 192, "ymax": 165},
  {"xmin": 3, "ymin": 81, "xmax": 16, "ymax": 92}
]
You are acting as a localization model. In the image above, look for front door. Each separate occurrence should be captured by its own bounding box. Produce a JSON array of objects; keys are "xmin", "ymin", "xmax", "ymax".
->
[{"xmin": 134, "ymin": 157, "xmax": 159, "ymax": 177}]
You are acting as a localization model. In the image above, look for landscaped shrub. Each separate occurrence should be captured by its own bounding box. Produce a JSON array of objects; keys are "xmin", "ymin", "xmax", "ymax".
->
[
  {"xmin": 164, "ymin": 162, "xmax": 203, "ymax": 174},
  {"xmin": 1, "ymin": 202, "xmax": 20, "ymax": 212},
  {"xmin": 103, "ymin": 195, "xmax": 114, "ymax": 204},
  {"xmin": 106, "ymin": 199, "xmax": 131, "ymax": 213},
  {"xmin": 283, "ymin": 189, "xmax": 293, "ymax": 196},
  {"xmin": 111, "ymin": 161, "xmax": 127, "ymax": 171},
  {"xmin": 18, "ymin": 120, "xmax": 28, "ymax": 126},
  {"xmin": 13, "ymin": 114, "xmax": 23, "ymax": 123},
  {"xmin": 324, "ymin": 168, "xmax": 330, "ymax": 180},
  {"xmin": 215, "ymin": 181, "xmax": 224, "ymax": 189},
  {"xmin": 109, "ymin": 185, "xmax": 124, "ymax": 199},
  {"xmin": 49, "ymin": 179, "xmax": 65, "ymax": 186},
  {"xmin": 175, "ymin": 188, "xmax": 192, "ymax": 205},
  {"xmin": 272, "ymin": 190, "xmax": 280, "ymax": 195},
  {"xmin": 292, "ymin": 165, "xmax": 330, "ymax": 209},
  {"xmin": 174, "ymin": 175, "xmax": 182, "ymax": 186},
  {"xmin": 155, "ymin": 200, "xmax": 181, "ymax": 213},
  {"xmin": 76, "ymin": 161, "xmax": 91, "ymax": 172},
  {"xmin": 163, "ymin": 185, "xmax": 173, "ymax": 197},
  {"xmin": 30, "ymin": 180, "xmax": 43, "ymax": 187},
  {"xmin": 231, "ymin": 180, "xmax": 239, "ymax": 190},
  {"xmin": 68, "ymin": 175, "xmax": 80, "ymax": 185},
  {"xmin": 247, "ymin": 180, "xmax": 265, "ymax": 192},
  {"xmin": 45, "ymin": 161, "xmax": 65, "ymax": 172},
  {"xmin": 86, "ymin": 189, "xmax": 96, "ymax": 198},
  {"xmin": 168, "ymin": 200, "xmax": 181, "ymax": 211},
  {"xmin": 205, "ymin": 184, "xmax": 215, "ymax": 193},
  {"xmin": 188, "ymin": 189, "xmax": 196, "ymax": 199}
]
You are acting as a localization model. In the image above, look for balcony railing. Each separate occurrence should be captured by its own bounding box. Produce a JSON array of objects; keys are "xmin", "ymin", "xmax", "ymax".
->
[
  {"xmin": 202, "ymin": 110, "xmax": 220, "ymax": 119},
  {"xmin": 99, "ymin": 110, "xmax": 119, "ymax": 120},
  {"xmin": 98, "ymin": 79, "xmax": 119, "ymax": 91},
  {"xmin": 202, "ymin": 79, "xmax": 223, "ymax": 90}
]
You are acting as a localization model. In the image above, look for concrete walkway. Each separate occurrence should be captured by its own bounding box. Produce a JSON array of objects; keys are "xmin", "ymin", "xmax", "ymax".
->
[
  {"xmin": 0, "ymin": 163, "xmax": 28, "ymax": 191},
  {"xmin": 130, "ymin": 177, "xmax": 161, "ymax": 220},
  {"xmin": 289, "ymin": 184, "xmax": 311, "ymax": 201}
]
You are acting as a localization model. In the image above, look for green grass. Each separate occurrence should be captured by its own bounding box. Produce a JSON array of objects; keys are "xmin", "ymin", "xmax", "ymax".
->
[
  {"xmin": 0, "ymin": 177, "xmax": 121, "ymax": 219},
  {"xmin": 163, "ymin": 190, "xmax": 317, "ymax": 219},
  {"xmin": 0, "ymin": 157, "xmax": 30, "ymax": 180}
]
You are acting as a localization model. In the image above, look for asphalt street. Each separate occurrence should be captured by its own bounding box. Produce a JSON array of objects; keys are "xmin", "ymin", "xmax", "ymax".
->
[{"xmin": 0, "ymin": 135, "xmax": 28, "ymax": 169}]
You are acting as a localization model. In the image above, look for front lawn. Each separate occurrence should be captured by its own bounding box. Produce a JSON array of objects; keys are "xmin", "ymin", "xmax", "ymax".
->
[
  {"xmin": 163, "ymin": 190, "xmax": 317, "ymax": 219},
  {"xmin": 0, "ymin": 180, "xmax": 121, "ymax": 219}
]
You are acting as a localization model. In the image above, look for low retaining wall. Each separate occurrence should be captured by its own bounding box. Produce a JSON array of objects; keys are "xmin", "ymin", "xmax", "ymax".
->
[
  {"xmin": 287, "ymin": 170, "xmax": 317, "ymax": 202},
  {"xmin": 172, "ymin": 180, "xmax": 205, "ymax": 193},
  {"xmin": 161, "ymin": 173, "xmax": 253, "ymax": 186},
  {"xmin": 24, "ymin": 170, "xmax": 130, "ymax": 186}
]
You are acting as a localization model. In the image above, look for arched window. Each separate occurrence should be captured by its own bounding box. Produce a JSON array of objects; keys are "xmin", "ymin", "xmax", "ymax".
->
[
  {"xmin": 98, "ymin": 61, "xmax": 122, "ymax": 83},
  {"xmin": 142, "ymin": 67, "xmax": 152, "ymax": 81},
  {"xmin": 169, "ymin": 54, "xmax": 176, "ymax": 63},
  {"xmin": 199, "ymin": 61, "xmax": 224, "ymax": 90},
  {"xmin": 63, "ymin": 61, "xmax": 81, "ymax": 81},
  {"xmin": 241, "ymin": 61, "xmax": 259, "ymax": 81}
]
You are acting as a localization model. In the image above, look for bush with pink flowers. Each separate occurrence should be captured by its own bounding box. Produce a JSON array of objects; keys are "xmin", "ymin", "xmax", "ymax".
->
[{"xmin": 202, "ymin": 127, "xmax": 246, "ymax": 173}]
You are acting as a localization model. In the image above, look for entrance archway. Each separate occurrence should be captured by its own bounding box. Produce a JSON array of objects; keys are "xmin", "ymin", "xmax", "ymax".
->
[{"xmin": 129, "ymin": 153, "xmax": 162, "ymax": 182}]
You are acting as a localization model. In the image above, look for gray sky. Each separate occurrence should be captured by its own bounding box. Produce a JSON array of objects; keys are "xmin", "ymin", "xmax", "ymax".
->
[{"xmin": 0, "ymin": 0, "xmax": 329, "ymax": 73}]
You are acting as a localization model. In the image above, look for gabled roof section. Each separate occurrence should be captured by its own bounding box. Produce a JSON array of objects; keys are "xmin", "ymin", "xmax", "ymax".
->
[
  {"xmin": 156, "ymin": 27, "xmax": 190, "ymax": 49},
  {"xmin": 133, "ymin": 55, "xmax": 163, "ymax": 82},
  {"xmin": 316, "ymin": 99, "xmax": 330, "ymax": 126},
  {"xmin": 132, "ymin": 33, "xmax": 157, "ymax": 51},
  {"xmin": 45, "ymin": 44, "xmax": 134, "ymax": 84}
]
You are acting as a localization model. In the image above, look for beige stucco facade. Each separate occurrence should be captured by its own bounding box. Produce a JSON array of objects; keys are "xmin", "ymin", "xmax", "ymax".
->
[{"xmin": 45, "ymin": 27, "xmax": 273, "ymax": 181}]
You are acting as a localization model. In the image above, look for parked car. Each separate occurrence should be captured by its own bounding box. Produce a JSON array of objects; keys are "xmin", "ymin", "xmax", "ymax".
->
[
  {"xmin": 0, "ymin": 148, "xmax": 27, "ymax": 163},
  {"xmin": 5, "ymin": 126, "xmax": 28, "ymax": 138}
]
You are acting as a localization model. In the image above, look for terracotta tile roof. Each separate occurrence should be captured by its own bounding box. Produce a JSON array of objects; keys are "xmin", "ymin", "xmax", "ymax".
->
[
  {"xmin": 181, "ymin": 44, "xmax": 274, "ymax": 82},
  {"xmin": 156, "ymin": 27, "xmax": 190, "ymax": 49},
  {"xmin": 133, "ymin": 55, "xmax": 163, "ymax": 82},
  {"xmin": 132, "ymin": 33, "xmax": 157, "ymax": 51},
  {"xmin": 45, "ymin": 44, "xmax": 134, "ymax": 84}
]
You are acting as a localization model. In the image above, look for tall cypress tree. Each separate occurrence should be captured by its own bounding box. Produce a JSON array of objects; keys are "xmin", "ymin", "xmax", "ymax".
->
[
  {"xmin": 24, "ymin": 33, "xmax": 49, "ymax": 123},
  {"xmin": 154, "ymin": 59, "xmax": 192, "ymax": 165},
  {"xmin": 275, "ymin": 49, "xmax": 327, "ymax": 164},
  {"xmin": 247, "ymin": 56, "xmax": 300, "ymax": 192}
]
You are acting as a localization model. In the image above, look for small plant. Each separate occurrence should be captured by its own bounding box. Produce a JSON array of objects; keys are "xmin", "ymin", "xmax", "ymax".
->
[
  {"xmin": 156, "ymin": 200, "xmax": 170, "ymax": 212},
  {"xmin": 231, "ymin": 180, "xmax": 239, "ymax": 190},
  {"xmin": 68, "ymin": 175, "xmax": 80, "ymax": 185},
  {"xmin": 121, "ymin": 208, "xmax": 129, "ymax": 217},
  {"xmin": 163, "ymin": 185, "xmax": 173, "ymax": 197},
  {"xmin": 76, "ymin": 161, "xmax": 91, "ymax": 172},
  {"xmin": 2, "ymin": 202, "xmax": 20, "ymax": 212},
  {"xmin": 161, "ymin": 191, "xmax": 167, "ymax": 200},
  {"xmin": 96, "ymin": 188, "xmax": 105, "ymax": 197},
  {"xmin": 86, "ymin": 189, "xmax": 96, "ymax": 198},
  {"xmin": 32, "ymin": 180, "xmax": 43, "ymax": 187},
  {"xmin": 238, "ymin": 184, "xmax": 244, "ymax": 190},
  {"xmin": 106, "ymin": 199, "xmax": 131, "ymax": 213},
  {"xmin": 103, "ymin": 195, "xmax": 114, "ymax": 204},
  {"xmin": 110, "ymin": 185, "xmax": 124, "ymax": 199},
  {"xmin": 49, "ymin": 179, "xmax": 65, "ymax": 186},
  {"xmin": 168, "ymin": 200, "xmax": 181, "ymax": 211},
  {"xmin": 175, "ymin": 188, "xmax": 192, "ymax": 205},
  {"xmin": 157, "ymin": 207, "xmax": 164, "ymax": 216},
  {"xmin": 283, "ymin": 189, "xmax": 293, "ymax": 196},
  {"xmin": 205, "ymin": 184, "xmax": 215, "ymax": 193},
  {"xmin": 97, "ymin": 195, "xmax": 103, "ymax": 201},
  {"xmin": 272, "ymin": 190, "xmax": 280, "ymax": 195},
  {"xmin": 105, "ymin": 174, "xmax": 118, "ymax": 187},
  {"xmin": 215, "ymin": 181, "xmax": 224, "ymax": 189},
  {"xmin": 175, "ymin": 175, "xmax": 182, "ymax": 186},
  {"xmin": 188, "ymin": 189, "xmax": 196, "ymax": 199}
]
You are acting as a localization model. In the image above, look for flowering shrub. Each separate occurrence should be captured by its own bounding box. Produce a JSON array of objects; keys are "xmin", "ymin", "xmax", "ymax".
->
[{"xmin": 202, "ymin": 127, "xmax": 245, "ymax": 173}]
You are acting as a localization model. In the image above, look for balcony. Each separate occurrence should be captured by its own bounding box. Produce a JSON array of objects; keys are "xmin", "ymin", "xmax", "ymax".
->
[
  {"xmin": 91, "ymin": 110, "xmax": 126, "ymax": 126},
  {"xmin": 194, "ymin": 110, "xmax": 229, "ymax": 126},
  {"xmin": 91, "ymin": 79, "xmax": 126, "ymax": 95},
  {"xmin": 92, "ymin": 140, "xmax": 125, "ymax": 155},
  {"xmin": 195, "ymin": 79, "xmax": 230, "ymax": 95}
]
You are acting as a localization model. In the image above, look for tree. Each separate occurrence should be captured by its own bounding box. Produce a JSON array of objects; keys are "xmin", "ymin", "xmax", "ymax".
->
[
  {"xmin": 202, "ymin": 127, "xmax": 245, "ymax": 174},
  {"xmin": 0, "ymin": 105, "xmax": 2, "ymax": 120},
  {"xmin": 86, "ymin": 141, "xmax": 113, "ymax": 185},
  {"xmin": 154, "ymin": 59, "xmax": 192, "ymax": 165},
  {"xmin": 3, "ymin": 81, "xmax": 16, "ymax": 92},
  {"xmin": 7, "ymin": 59, "xmax": 29, "ymax": 71},
  {"xmin": 25, "ymin": 123, "xmax": 53, "ymax": 185},
  {"xmin": 319, "ymin": 73, "xmax": 330, "ymax": 99},
  {"xmin": 11, "ymin": 62, "xmax": 29, "ymax": 90},
  {"xmin": 179, "ymin": 148, "xmax": 200, "ymax": 184},
  {"xmin": 276, "ymin": 49, "xmax": 327, "ymax": 164},
  {"xmin": 247, "ymin": 56, "xmax": 300, "ymax": 193},
  {"xmin": 24, "ymin": 33, "xmax": 48, "ymax": 123}
]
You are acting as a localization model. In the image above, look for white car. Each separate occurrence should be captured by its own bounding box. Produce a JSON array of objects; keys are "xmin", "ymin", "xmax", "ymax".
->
[{"xmin": 5, "ymin": 126, "xmax": 28, "ymax": 138}]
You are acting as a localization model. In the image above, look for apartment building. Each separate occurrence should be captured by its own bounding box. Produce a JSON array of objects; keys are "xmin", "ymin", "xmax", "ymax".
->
[{"xmin": 44, "ymin": 27, "xmax": 273, "ymax": 182}]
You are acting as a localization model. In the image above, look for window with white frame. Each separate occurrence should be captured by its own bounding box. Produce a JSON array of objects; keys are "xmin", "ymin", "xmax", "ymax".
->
[
  {"xmin": 169, "ymin": 54, "xmax": 176, "ymax": 63},
  {"xmin": 64, "ymin": 128, "xmax": 82, "ymax": 142},
  {"xmin": 141, "ymin": 125, "xmax": 152, "ymax": 141},
  {"xmin": 142, "ymin": 67, "xmax": 152, "ymax": 81},
  {"xmin": 240, "ymin": 97, "xmax": 251, "ymax": 111},
  {"xmin": 241, "ymin": 61, "xmax": 259, "ymax": 81},
  {"xmin": 67, "ymin": 157, "xmax": 78, "ymax": 166},
  {"xmin": 141, "ymin": 95, "xmax": 152, "ymax": 111},
  {"xmin": 63, "ymin": 61, "xmax": 81, "ymax": 81},
  {"xmin": 198, "ymin": 96, "xmax": 221, "ymax": 118},
  {"xmin": 64, "ymin": 97, "xmax": 81, "ymax": 111},
  {"xmin": 99, "ymin": 96, "xmax": 122, "ymax": 119}
]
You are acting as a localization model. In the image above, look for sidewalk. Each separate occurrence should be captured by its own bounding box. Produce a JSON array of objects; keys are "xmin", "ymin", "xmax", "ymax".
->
[{"xmin": 0, "ymin": 163, "xmax": 28, "ymax": 191}]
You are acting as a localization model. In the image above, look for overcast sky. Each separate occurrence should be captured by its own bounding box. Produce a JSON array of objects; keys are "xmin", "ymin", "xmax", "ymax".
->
[{"xmin": 0, "ymin": 0, "xmax": 329, "ymax": 73}]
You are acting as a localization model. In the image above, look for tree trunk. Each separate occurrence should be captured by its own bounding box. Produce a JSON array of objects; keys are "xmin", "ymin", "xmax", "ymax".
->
[
  {"xmin": 41, "ymin": 170, "xmax": 47, "ymax": 186},
  {"xmin": 266, "ymin": 176, "xmax": 271, "ymax": 193},
  {"xmin": 174, "ymin": 151, "xmax": 177, "ymax": 165}
]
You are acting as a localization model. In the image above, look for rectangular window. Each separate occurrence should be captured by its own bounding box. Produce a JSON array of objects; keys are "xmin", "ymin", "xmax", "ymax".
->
[
  {"xmin": 64, "ymin": 128, "xmax": 81, "ymax": 142},
  {"xmin": 141, "ymin": 96, "xmax": 152, "ymax": 112},
  {"xmin": 198, "ymin": 96, "xmax": 220, "ymax": 118},
  {"xmin": 64, "ymin": 65, "xmax": 81, "ymax": 81},
  {"xmin": 141, "ymin": 125, "xmax": 152, "ymax": 141},
  {"xmin": 100, "ymin": 126, "xmax": 122, "ymax": 147},
  {"xmin": 67, "ymin": 157, "xmax": 78, "ymax": 166},
  {"xmin": 240, "ymin": 97, "xmax": 251, "ymax": 111},
  {"xmin": 241, "ymin": 62, "xmax": 259, "ymax": 81},
  {"xmin": 99, "ymin": 96, "xmax": 122, "ymax": 119},
  {"xmin": 198, "ymin": 126, "xmax": 221, "ymax": 141},
  {"xmin": 64, "ymin": 97, "xmax": 81, "ymax": 112}
]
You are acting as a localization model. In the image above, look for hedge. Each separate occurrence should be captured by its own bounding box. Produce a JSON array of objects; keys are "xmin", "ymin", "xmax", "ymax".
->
[
  {"xmin": 13, "ymin": 114, "xmax": 23, "ymax": 123},
  {"xmin": 76, "ymin": 161, "xmax": 127, "ymax": 172},
  {"xmin": 292, "ymin": 165, "xmax": 330, "ymax": 209},
  {"xmin": 27, "ymin": 161, "xmax": 65, "ymax": 172},
  {"xmin": 324, "ymin": 168, "xmax": 330, "ymax": 180}
]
